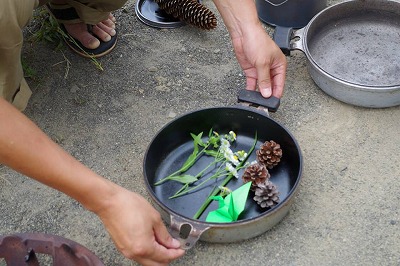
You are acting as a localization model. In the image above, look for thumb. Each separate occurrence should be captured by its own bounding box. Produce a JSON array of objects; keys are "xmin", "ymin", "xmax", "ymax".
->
[
  {"xmin": 257, "ymin": 67, "xmax": 272, "ymax": 98},
  {"xmin": 153, "ymin": 219, "xmax": 181, "ymax": 249}
]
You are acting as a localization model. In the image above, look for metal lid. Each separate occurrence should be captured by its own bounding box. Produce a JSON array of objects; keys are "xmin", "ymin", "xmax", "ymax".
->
[{"xmin": 135, "ymin": 0, "xmax": 185, "ymax": 29}]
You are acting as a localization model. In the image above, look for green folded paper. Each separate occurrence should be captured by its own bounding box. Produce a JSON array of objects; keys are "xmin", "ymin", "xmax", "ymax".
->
[{"xmin": 205, "ymin": 182, "xmax": 252, "ymax": 223}]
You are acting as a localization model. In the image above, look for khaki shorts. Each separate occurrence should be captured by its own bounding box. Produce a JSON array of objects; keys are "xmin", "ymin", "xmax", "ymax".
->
[{"xmin": 0, "ymin": 0, "xmax": 126, "ymax": 111}]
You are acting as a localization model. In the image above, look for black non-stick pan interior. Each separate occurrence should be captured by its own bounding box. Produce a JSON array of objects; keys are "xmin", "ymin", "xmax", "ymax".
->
[
  {"xmin": 306, "ymin": 0, "xmax": 400, "ymax": 87},
  {"xmin": 143, "ymin": 107, "xmax": 302, "ymax": 222}
]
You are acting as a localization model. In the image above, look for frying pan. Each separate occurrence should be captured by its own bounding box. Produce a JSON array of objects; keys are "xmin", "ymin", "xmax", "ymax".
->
[
  {"xmin": 143, "ymin": 91, "xmax": 302, "ymax": 249},
  {"xmin": 274, "ymin": 0, "xmax": 400, "ymax": 108}
]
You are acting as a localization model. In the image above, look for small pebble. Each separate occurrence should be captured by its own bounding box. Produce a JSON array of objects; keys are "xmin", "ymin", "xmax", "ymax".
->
[
  {"xmin": 70, "ymin": 84, "xmax": 79, "ymax": 93},
  {"xmin": 155, "ymin": 85, "xmax": 169, "ymax": 92},
  {"xmin": 167, "ymin": 111, "xmax": 177, "ymax": 118},
  {"xmin": 148, "ymin": 66, "xmax": 158, "ymax": 72}
]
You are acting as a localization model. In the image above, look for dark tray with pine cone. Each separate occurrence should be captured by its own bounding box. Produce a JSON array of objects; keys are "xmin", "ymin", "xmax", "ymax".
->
[
  {"xmin": 143, "ymin": 90, "xmax": 303, "ymax": 249},
  {"xmin": 135, "ymin": 0, "xmax": 217, "ymax": 30}
]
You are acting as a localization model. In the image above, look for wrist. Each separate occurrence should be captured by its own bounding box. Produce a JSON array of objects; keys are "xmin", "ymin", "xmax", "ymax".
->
[
  {"xmin": 213, "ymin": 0, "xmax": 261, "ymax": 36},
  {"xmin": 77, "ymin": 176, "xmax": 121, "ymax": 215}
]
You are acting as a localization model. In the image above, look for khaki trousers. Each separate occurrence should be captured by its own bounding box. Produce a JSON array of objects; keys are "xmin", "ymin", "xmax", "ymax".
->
[{"xmin": 0, "ymin": 0, "xmax": 126, "ymax": 111}]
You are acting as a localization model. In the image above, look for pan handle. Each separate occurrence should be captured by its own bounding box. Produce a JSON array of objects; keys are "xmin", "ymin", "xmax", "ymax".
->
[
  {"xmin": 273, "ymin": 26, "xmax": 305, "ymax": 55},
  {"xmin": 169, "ymin": 215, "xmax": 210, "ymax": 250},
  {"xmin": 291, "ymin": 28, "xmax": 305, "ymax": 51},
  {"xmin": 237, "ymin": 89, "xmax": 280, "ymax": 112}
]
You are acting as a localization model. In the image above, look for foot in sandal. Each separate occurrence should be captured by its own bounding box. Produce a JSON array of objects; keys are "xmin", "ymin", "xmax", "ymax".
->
[
  {"xmin": 45, "ymin": 3, "xmax": 118, "ymax": 58},
  {"xmin": 63, "ymin": 13, "xmax": 116, "ymax": 50}
]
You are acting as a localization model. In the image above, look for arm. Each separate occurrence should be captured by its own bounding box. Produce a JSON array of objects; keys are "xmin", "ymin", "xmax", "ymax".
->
[
  {"xmin": 212, "ymin": 0, "xmax": 287, "ymax": 98},
  {"xmin": 0, "ymin": 97, "xmax": 184, "ymax": 265}
]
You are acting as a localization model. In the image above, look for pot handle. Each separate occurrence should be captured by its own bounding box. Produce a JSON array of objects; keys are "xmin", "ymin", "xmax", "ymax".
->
[
  {"xmin": 168, "ymin": 214, "xmax": 210, "ymax": 250},
  {"xmin": 273, "ymin": 26, "xmax": 305, "ymax": 55},
  {"xmin": 237, "ymin": 89, "xmax": 280, "ymax": 112}
]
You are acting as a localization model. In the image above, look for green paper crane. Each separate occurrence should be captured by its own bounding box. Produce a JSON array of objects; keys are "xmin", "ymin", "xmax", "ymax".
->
[{"xmin": 206, "ymin": 182, "xmax": 252, "ymax": 223}]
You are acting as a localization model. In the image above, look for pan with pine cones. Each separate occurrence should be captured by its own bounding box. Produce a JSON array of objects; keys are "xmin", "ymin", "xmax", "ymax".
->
[{"xmin": 143, "ymin": 89, "xmax": 303, "ymax": 249}]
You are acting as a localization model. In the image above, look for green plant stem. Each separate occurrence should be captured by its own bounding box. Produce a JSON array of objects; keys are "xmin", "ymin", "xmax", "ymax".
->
[
  {"xmin": 192, "ymin": 132, "xmax": 258, "ymax": 220},
  {"xmin": 174, "ymin": 184, "xmax": 188, "ymax": 196},
  {"xmin": 169, "ymin": 171, "xmax": 229, "ymax": 199},
  {"xmin": 192, "ymin": 175, "xmax": 233, "ymax": 219},
  {"xmin": 56, "ymin": 28, "xmax": 104, "ymax": 71},
  {"xmin": 154, "ymin": 144, "xmax": 212, "ymax": 186},
  {"xmin": 169, "ymin": 156, "xmax": 226, "ymax": 199}
]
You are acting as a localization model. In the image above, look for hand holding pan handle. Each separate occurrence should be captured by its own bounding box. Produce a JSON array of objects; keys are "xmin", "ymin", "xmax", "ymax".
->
[
  {"xmin": 169, "ymin": 215, "xmax": 210, "ymax": 250},
  {"xmin": 237, "ymin": 89, "xmax": 281, "ymax": 113}
]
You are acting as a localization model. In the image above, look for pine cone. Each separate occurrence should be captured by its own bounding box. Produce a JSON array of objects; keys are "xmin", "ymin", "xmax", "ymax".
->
[
  {"xmin": 241, "ymin": 163, "xmax": 270, "ymax": 191},
  {"xmin": 253, "ymin": 180, "xmax": 280, "ymax": 209},
  {"xmin": 154, "ymin": 0, "xmax": 217, "ymax": 30},
  {"xmin": 256, "ymin": 140, "xmax": 282, "ymax": 169}
]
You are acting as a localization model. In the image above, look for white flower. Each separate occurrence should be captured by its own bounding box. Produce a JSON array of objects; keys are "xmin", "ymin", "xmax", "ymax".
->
[
  {"xmin": 223, "ymin": 148, "xmax": 239, "ymax": 166},
  {"xmin": 223, "ymin": 131, "xmax": 237, "ymax": 142},
  {"xmin": 229, "ymin": 131, "xmax": 236, "ymax": 141},
  {"xmin": 235, "ymin": 150, "xmax": 248, "ymax": 161},
  {"xmin": 225, "ymin": 163, "xmax": 239, "ymax": 178},
  {"xmin": 220, "ymin": 138, "xmax": 230, "ymax": 150},
  {"xmin": 218, "ymin": 186, "xmax": 232, "ymax": 196}
]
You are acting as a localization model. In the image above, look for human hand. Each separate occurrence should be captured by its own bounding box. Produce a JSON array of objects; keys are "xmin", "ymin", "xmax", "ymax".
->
[
  {"xmin": 0, "ymin": 98, "xmax": 184, "ymax": 265},
  {"xmin": 95, "ymin": 186, "xmax": 185, "ymax": 265},
  {"xmin": 231, "ymin": 24, "xmax": 287, "ymax": 98}
]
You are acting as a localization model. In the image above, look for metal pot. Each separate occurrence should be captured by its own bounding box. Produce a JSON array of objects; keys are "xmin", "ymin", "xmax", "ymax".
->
[
  {"xmin": 143, "ymin": 91, "xmax": 303, "ymax": 249},
  {"xmin": 274, "ymin": 0, "xmax": 400, "ymax": 108},
  {"xmin": 255, "ymin": 0, "xmax": 327, "ymax": 28}
]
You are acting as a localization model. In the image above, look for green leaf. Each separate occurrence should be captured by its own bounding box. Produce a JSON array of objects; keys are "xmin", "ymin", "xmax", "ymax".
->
[
  {"xmin": 208, "ymin": 136, "xmax": 220, "ymax": 148},
  {"xmin": 180, "ymin": 150, "xmax": 198, "ymax": 172},
  {"xmin": 208, "ymin": 128, "xmax": 213, "ymax": 137},
  {"xmin": 168, "ymin": 175, "xmax": 198, "ymax": 184},
  {"xmin": 191, "ymin": 132, "xmax": 205, "ymax": 147},
  {"xmin": 44, "ymin": 35, "xmax": 54, "ymax": 42},
  {"xmin": 179, "ymin": 133, "xmax": 203, "ymax": 172}
]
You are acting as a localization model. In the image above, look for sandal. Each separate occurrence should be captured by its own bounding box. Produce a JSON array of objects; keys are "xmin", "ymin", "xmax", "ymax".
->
[{"xmin": 45, "ymin": 3, "xmax": 118, "ymax": 58}]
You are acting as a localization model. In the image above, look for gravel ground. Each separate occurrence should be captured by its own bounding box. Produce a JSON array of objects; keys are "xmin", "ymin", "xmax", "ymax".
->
[{"xmin": 1, "ymin": 0, "xmax": 399, "ymax": 265}]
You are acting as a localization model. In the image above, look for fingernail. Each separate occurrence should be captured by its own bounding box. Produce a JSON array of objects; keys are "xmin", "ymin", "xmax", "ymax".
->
[
  {"xmin": 110, "ymin": 29, "xmax": 116, "ymax": 36},
  {"xmin": 261, "ymin": 87, "xmax": 272, "ymax": 98}
]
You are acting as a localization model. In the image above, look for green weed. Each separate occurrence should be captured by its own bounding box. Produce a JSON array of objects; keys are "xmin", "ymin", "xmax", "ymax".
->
[
  {"xmin": 22, "ymin": 58, "xmax": 37, "ymax": 80},
  {"xmin": 30, "ymin": 7, "xmax": 104, "ymax": 71},
  {"xmin": 30, "ymin": 8, "xmax": 65, "ymax": 51}
]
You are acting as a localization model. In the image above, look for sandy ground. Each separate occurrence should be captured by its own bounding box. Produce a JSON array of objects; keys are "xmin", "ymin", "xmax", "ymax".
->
[{"xmin": 1, "ymin": 0, "xmax": 399, "ymax": 265}]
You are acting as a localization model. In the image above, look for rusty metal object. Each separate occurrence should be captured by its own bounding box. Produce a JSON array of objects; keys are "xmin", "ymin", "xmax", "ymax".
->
[{"xmin": 0, "ymin": 233, "xmax": 104, "ymax": 266}]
